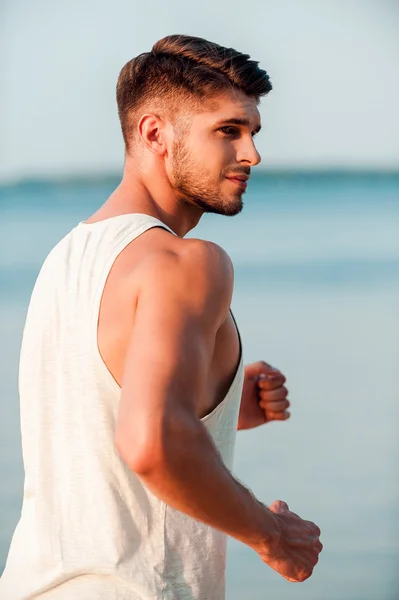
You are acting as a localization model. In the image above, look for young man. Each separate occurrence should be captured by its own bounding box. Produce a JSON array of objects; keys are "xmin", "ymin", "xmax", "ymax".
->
[{"xmin": 1, "ymin": 35, "xmax": 322, "ymax": 599}]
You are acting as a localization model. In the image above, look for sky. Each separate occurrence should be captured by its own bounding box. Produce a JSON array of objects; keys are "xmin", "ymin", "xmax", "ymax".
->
[{"xmin": 1, "ymin": 0, "xmax": 399, "ymax": 182}]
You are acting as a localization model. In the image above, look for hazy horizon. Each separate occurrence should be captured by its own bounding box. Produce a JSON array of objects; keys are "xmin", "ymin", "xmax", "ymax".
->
[
  {"xmin": 1, "ymin": 167, "xmax": 399, "ymax": 189},
  {"xmin": 6, "ymin": 167, "xmax": 398, "ymax": 185}
]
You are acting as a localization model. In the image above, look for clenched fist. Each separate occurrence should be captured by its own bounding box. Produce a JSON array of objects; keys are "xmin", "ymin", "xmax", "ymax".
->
[
  {"xmin": 258, "ymin": 500, "xmax": 323, "ymax": 583},
  {"xmin": 238, "ymin": 361, "xmax": 290, "ymax": 430}
]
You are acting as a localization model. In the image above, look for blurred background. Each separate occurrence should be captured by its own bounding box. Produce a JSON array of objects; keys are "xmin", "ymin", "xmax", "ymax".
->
[{"xmin": 1, "ymin": 0, "xmax": 398, "ymax": 598}]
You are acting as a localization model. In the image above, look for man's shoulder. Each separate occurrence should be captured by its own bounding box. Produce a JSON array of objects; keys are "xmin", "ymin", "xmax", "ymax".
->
[
  {"xmin": 145, "ymin": 236, "xmax": 233, "ymax": 288},
  {"xmin": 137, "ymin": 236, "xmax": 234, "ymax": 317}
]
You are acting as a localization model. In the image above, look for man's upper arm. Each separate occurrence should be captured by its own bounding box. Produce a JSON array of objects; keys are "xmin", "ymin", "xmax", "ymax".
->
[{"xmin": 114, "ymin": 240, "xmax": 233, "ymax": 470}]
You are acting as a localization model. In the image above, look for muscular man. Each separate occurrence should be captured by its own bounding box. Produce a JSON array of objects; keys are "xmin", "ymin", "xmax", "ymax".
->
[{"xmin": 1, "ymin": 34, "xmax": 322, "ymax": 599}]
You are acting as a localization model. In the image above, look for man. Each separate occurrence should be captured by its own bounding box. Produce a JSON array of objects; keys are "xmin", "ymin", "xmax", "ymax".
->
[{"xmin": 1, "ymin": 34, "xmax": 322, "ymax": 599}]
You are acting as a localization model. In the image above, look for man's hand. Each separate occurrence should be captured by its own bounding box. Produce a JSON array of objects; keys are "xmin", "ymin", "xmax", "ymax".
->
[
  {"xmin": 257, "ymin": 500, "xmax": 323, "ymax": 583},
  {"xmin": 237, "ymin": 361, "xmax": 290, "ymax": 430}
]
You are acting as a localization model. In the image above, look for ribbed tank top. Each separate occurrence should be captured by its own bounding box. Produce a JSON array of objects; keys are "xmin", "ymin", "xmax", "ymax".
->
[{"xmin": 0, "ymin": 213, "xmax": 245, "ymax": 600}]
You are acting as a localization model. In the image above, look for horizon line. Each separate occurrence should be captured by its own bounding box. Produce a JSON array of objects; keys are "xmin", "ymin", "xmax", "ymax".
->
[{"xmin": 1, "ymin": 167, "xmax": 399, "ymax": 189}]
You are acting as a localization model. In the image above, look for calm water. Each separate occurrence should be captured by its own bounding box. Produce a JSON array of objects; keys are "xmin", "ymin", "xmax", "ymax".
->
[{"xmin": 1, "ymin": 173, "xmax": 398, "ymax": 599}]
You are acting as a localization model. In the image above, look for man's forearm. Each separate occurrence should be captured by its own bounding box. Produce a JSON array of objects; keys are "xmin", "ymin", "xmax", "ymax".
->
[{"xmin": 128, "ymin": 414, "xmax": 280, "ymax": 552}]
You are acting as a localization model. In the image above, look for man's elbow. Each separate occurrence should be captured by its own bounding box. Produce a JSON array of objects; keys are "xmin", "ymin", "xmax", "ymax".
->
[
  {"xmin": 114, "ymin": 428, "xmax": 163, "ymax": 475},
  {"xmin": 114, "ymin": 413, "xmax": 198, "ymax": 475}
]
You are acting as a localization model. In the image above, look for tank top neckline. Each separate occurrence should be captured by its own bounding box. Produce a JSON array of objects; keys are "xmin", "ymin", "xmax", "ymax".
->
[{"xmin": 77, "ymin": 212, "xmax": 177, "ymax": 236}]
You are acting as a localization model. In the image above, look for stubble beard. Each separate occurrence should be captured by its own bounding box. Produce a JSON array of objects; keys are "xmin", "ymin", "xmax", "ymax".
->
[{"xmin": 170, "ymin": 139, "xmax": 244, "ymax": 217}]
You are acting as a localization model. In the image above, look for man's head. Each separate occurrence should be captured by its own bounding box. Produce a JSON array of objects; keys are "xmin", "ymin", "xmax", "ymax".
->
[{"xmin": 116, "ymin": 35, "xmax": 272, "ymax": 216}]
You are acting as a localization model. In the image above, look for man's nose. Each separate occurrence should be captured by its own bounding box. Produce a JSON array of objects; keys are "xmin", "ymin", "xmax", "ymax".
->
[{"xmin": 236, "ymin": 138, "xmax": 262, "ymax": 166}]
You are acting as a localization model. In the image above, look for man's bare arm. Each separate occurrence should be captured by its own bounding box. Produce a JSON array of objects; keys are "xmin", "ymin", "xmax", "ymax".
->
[{"xmin": 114, "ymin": 239, "xmax": 322, "ymax": 583}]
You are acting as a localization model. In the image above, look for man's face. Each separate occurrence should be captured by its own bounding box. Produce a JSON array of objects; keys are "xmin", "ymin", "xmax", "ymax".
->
[{"xmin": 167, "ymin": 90, "xmax": 262, "ymax": 216}]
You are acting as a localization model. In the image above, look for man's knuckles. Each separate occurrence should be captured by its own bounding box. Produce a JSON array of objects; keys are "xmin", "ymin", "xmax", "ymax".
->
[
  {"xmin": 258, "ymin": 386, "xmax": 289, "ymax": 400},
  {"xmin": 259, "ymin": 399, "xmax": 290, "ymax": 411},
  {"xmin": 258, "ymin": 375, "xmax": 286, "ymax": 389},
  {"xmin": 267, "ymin": 410, "xmax": 291, "ymax": 421}
]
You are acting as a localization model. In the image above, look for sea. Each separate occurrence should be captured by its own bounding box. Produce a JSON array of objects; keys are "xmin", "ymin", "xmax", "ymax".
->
[{"xmin": 1, "ymin": 172, "xmax": 398, "ymax": 599}]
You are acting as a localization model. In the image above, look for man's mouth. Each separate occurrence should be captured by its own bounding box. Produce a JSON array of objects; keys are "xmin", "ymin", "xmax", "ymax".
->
[{"xmin": 225, "ymin": 175, "xmax": 249, "ymax": 189}]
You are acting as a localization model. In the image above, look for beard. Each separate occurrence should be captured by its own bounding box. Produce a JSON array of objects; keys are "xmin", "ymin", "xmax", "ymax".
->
[{"xmin": 169, "ymin": 138, "xmax": 244, "ymax": 217}]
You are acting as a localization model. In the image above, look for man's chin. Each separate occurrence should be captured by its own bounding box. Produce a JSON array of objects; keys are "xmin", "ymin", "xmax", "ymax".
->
[
  {"xmin": 201, "ymin": 198, "xmax": 243, "ymax": 217},
  {"xmin": 222, "ymin": 194, "xmax": 244, "ymax": 216},
  {"xmin": 223, "ymin": 201, "xmax": 243, "ymax": 217},
  {"xmin": 181, "ymin": 189, "xmax": 243, "ymax": 217}
]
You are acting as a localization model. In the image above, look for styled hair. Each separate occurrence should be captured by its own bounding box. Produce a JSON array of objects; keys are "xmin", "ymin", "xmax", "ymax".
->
[{"xmin": 116, "ymin": 34, "xmax": 272, "ymax": 148}]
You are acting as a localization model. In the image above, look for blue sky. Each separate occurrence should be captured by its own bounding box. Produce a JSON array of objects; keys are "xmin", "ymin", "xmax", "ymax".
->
[{"xmin": 1, "ymin": 0, "xmax": 398, "ymax": 181}]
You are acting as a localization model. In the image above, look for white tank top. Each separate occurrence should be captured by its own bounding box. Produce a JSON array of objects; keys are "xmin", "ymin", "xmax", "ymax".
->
[{"xmin": 1, "ymin": 213, "xmax": 245, "ymax": 600}]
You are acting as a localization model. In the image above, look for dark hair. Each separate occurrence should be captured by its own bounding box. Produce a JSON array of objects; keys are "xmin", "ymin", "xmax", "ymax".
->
[{"xmin": 116, "ymin": 34, "xmax": 272, "ymax": 148}]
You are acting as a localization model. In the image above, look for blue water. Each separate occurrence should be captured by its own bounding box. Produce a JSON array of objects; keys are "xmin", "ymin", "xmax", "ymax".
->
[{"xmin": 1, "ymin": 173, "xmax": 398, "ymax": 599}]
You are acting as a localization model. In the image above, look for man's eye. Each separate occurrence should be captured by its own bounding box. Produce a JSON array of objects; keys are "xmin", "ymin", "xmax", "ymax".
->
[{"xmin": 219, "ymin": 126, "xmax": 238, "ymax": 135}]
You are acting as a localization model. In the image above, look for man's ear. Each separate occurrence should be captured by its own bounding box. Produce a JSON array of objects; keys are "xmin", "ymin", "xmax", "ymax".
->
[{"xmin": 138, "ymin": 113, "xmax": 167, "ymax": 155}]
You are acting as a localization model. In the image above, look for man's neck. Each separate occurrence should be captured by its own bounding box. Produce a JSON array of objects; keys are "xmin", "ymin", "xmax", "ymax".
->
[{"xmin": 105, "ymin": 162, "xmax": 203, "ymax": 238}]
